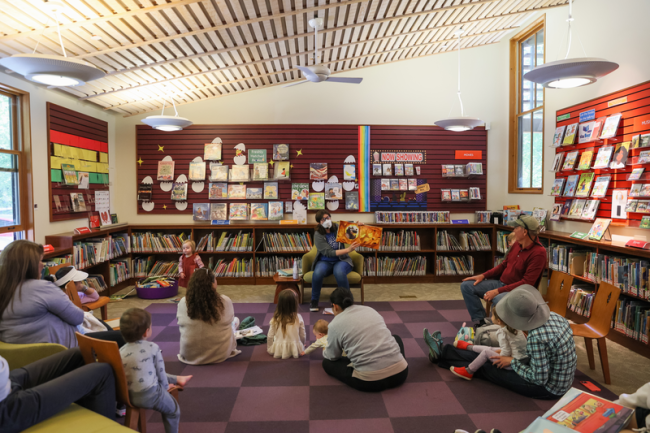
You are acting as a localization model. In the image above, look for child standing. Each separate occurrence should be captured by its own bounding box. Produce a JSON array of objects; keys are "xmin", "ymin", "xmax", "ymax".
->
[
  {"xmin": 178, "ymin": 240, "xmax": 204, "ymax": 288},
  {"xmin": 449, "ymin": 308, "xmax": 527, "ymax": 380},
  {"xmin": 119, "ymin": 308, "xmax": 193, "ymax": 433},
  {"xmin": 268, "ymin": 290, "xmax": 306, "ymax": 359}
]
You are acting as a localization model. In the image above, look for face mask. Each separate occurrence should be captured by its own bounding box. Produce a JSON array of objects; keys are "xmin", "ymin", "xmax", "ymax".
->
[{"xmin": 321, "ymin": 219, "xmax": 332, "ymax": 229}]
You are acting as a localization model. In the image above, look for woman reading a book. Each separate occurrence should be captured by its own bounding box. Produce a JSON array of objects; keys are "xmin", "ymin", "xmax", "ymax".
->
[
  {"xmin": 310, "ymin": 210, "xmax": 361, "ymax": 312},
  {"xmin": 177, "ymin": 268, "xmax": 241, "ymax": 364}
]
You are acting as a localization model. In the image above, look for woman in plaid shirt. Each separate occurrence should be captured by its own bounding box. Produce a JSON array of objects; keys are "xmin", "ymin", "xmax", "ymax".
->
[{"xmin": 426, "ymin": 285, "xmax": 577, "ymax": 399}]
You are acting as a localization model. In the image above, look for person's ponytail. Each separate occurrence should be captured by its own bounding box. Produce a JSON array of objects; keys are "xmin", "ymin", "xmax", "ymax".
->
[{"xmin": 330, "ymin": 287, "xmax": 354, "ymax": 311}]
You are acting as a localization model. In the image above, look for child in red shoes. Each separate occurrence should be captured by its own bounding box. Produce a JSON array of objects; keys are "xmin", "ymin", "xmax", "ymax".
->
[{"xmin": 450, "ymin": 308, "xmax": 527, "ymax": 380}]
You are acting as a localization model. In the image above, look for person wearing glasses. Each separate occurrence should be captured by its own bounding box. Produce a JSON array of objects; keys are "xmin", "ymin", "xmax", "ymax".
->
[
  {"xmin": 311, "ymin": 210, "xmax": 361, "ymax": 312},
  {"xmin": 457, "ymin": 215, "xmax": 547, "ymax": 327}
]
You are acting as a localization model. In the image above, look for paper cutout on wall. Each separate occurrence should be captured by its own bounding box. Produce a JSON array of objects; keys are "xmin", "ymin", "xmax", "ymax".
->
[
  {"xmin": 190, "ymin": 156, "xmax": 205, "ymax": 193},
  {"xmin": 293, "ymin": 200, "xmax": 307, "ymax": 224},
  {"xmin": 234, "ymin": 143, "xmax": 246, "ymax": 165},
  {"xmin": 312, "ymin": 180, "xmax": 324, "ymax": 192},
  {"xmin": 344, "ymin": 155, "xmax": 356, "ymax": 163},
  {"xmin": 326, "ymin": 200, "xmax": 339, "ymax": 211},
  {"xmin": 343, "ymin": 182, "xmax": 355, "ymax": 191},
  {"xmin": 141, "ymin": 176, "xmax": 155, "ymax": 212},
  {"xmin": 174, "ymin": 174, "xmax": 188, "ymax": 211},
  {"xmin": 160, "ymin": 156, "xmax": 174, "ymax": 192}
]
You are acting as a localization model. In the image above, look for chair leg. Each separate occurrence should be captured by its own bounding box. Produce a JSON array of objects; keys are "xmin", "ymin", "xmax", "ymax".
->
[
  {"xmin": 138, "ymin": 407, "xmax": 147, "ymax": 433},
  {"xmin": 597, "ymin": 337, "xmax": 611, "ymax": 385},
  {"xmin": 101, "ymin": 304, "xmax": 108, "ymax": 321},
  {"xmin": 360, "ymin": 280, "xmax": 365, "ymax": 305},
  {"xmin": 485, "ymin": 300, "xmax": 492, "ymax": 317},
  {"xmin": 583, "ymin": 337, "xmax": 596, "ymax": 370},
  {"xmin": 125, "ymin": 407, "xmax": 139, "ymax": 431}
]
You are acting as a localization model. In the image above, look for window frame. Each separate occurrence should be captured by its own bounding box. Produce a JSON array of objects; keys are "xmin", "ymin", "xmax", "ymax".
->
[
  {"xmin": 508, "ymin": 15, "xmax": 546, "ymax": 194},
  {"xmin": 0, "ymin": 84, "xmax": 34, "ymax": 241}
]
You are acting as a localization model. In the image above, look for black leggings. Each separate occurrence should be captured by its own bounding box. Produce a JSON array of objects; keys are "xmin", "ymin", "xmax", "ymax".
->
[{"xmin": 322, "ymin": 335, "xmax": 408, "ymax": 392}]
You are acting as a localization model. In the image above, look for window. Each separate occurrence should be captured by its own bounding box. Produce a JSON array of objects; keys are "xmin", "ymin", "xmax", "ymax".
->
[
  {"xmin": 509, "ymin": 16, "xmax": 545, "ymax": 193},
  {"xmin": 0, "ymin": 85, "xmax": 33, "ymax": 248}
]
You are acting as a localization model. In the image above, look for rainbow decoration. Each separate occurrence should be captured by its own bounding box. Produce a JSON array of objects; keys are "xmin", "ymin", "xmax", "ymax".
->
[{"xmin": 358, "ymin": 125, "xmax": 371, "ymax": 212}]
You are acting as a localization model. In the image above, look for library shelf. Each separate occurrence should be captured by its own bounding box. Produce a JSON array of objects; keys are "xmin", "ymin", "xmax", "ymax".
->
[{"xmin": 43, "ymin": 247, "xmax": 72, "ymax": 259}]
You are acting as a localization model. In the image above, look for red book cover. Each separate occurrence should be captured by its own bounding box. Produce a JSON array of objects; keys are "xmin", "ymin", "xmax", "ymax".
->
[
  {"xmin": 545, "ymin": 390, "xmax": 633, "ymax": 433},
  {"xmin": 89, "ymin": 215, "xmax": 100, "ymax": 229}
]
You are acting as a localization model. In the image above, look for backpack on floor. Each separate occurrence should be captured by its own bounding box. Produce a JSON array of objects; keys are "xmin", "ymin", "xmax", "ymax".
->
[
  {"xmin": 454, "ymin": 322, "xmax": 475, "ymax": 343},
  {"xmin": 474, "ymin": 324, "xmax": 501, "ymax": 347}
]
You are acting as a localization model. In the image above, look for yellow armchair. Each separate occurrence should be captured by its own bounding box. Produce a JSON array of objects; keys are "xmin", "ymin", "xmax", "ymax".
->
[
  {"xmin": 301, "ymin": 246, "xmax": 365, "ymax": 303},
  {"xmin": 0, "ymin": 341, "xmax": 67, "ymax": 370}
]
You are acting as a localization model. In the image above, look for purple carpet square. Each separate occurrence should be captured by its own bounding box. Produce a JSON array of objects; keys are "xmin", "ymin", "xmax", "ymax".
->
[
  {"xmin": 386, "ymin": 323, "xmax": 411, "ymax": 337},
  {"xmin": 144, "ymin": 422, "xmax": 227, "ymax": 433},
  {"xmin": 405, "ymin": 322, "xmax": 459, "ymax": 339},
  {"xmin": 534, "ymin": 398, "xmax": 558, "ymax": 411},
  {"xmin": 309, "ymin": 360, "xmax": 344, "ymax": 386},
  {"xmin": 147, "ymin": 388, "xmax": 239, "ymax": 422},
  {"xmin": 402, "ymin": 337, "xmax": 426, "ymax": 358},
  {"xmin": 429, "ymin": 300, "xmax": 467, "ymax": 310},
  {"xmin": 307, "ymin": 347, "xmax": 325, "ymax": 361},
  {"xmin": 163, "ymin": 360, "xmax": 186, "ymax": 376},
  {"xmin": 230, "ymin": 387, "xmax": 310, "ymax": 421},
  {"xmin": 390, "ymin": 301, "xmax": 435, "ymax": 311},
  {"xmin": 145, "ymin": 303, "xmax": 179, "ymax": 313},
  {"xmin": 404, "ymin": 356, "xmax": 444, "ymax": 383},
  {"xmin": 397, "ymin": 310, "xmax": 446, "ymax": 323},
  {"xmin": 309, "ymin": 312, "xmax": 334, "ymax": 324},
  {"xmin": 235, "ymin": 303, "xmax": 272, "ymax": 314},
  {"xmin": 149, "ymin": 326, "xmax": 166, "ymax": 341},
  {"xmin": 310, "ymin": 386, "xmax": 389, "ymax": 420},
  {"xmin": 169, "ymin": 318, "xmax": 178, "ymax": 326},
  {"xmin": 378, "ymin": 310, "xmax": 403, "ymax": 324},
  {"xmin": 439, "ymin": 309, "xmax": 473, "ymax": 322},
  {"xmin": 470, "ymin": 410, "xmax": 545, "ymax": 433},
  {"xmin": 249, "ymin": 345, "xmax": 305, "ymax": 362},
  {"xmin": 181, "ymin": 361, "xmax": 249, "ymax": 388},
  {"xmin": 151, "ymin": 325, "xmax": 181, "ymax": 342},
  {"xmin": 241, "ymin": 360, "xmax": 310, "ymax": 386},
  {"xmin": 447, "ymin": 380, "xmax": 541, "ymax": 413},
  {"xmin": 155, "ymin": 341, "xmax": 180, "ymax": 362},
  {"xmin": 366, "ymin": 302, "xmax": 395, "ymax": 311},
  {"xmin": 150, "ymin": 313, "xmax": 177, "ymax": 326},
  {"xmin": 225, "ymin": 421, "xmax": 309, "ymax": 433},
  {"xmin": 310, "ymin": 419, "xmax": 394, "ymax": 433},
  {"xmin": 391, "ymin": 414, "xmax": 477, "ymax": 433},
  {"xmin": 382, "ymin": 381, "xmax": 465, "ymax": 417}
]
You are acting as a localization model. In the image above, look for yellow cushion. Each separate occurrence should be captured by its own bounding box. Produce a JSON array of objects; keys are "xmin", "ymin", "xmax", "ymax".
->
[
  {"xmin": 303, "ymin": 271, "xmax": 361, "ymax": 285},
  {"xmin": 23, "ymin": 404, "xmax": 131, "ymax": 433},
  {"xmin": 0, "ymin": 341, "xmax": 67, "ymax": 370}
]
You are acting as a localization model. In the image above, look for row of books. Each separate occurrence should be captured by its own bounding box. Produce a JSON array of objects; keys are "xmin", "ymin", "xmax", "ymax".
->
[
  {"xmin": 43, "ymin": 256, "xmax": 73, "ymax": 268},
  {"xmin": 496, "ymin": 231, "xmax": 511, "ymax": 253},
  {"xmin": 567, "ymin": 285, "xmax": 595, "ymax": 317},
  {"xmin": 358, "ymin": 230, "xmax": 421, "ymax": 252},
  {"xmin": 475, "ymin": 211, "xmax": 492, "ymax": 223},
  {"xmin": 435, "ymin": 255, "xmax": 474, "ymax": 276},
  {"xmin": 261, "ymin": 232, "xmax": 313, "ymax": 252},
  {"xmin": 494, "ymin": 256, "xmax": 505, "ymax": 267},
  {"xmin": 209, "ymin": 257, "xmax": 254, "ymax": 277},
  {"xmin": 85, "ymin": 274, "xmax": 108, "ymax": 293},
  {"xmin": 255, "ymin": 256, "xmax": 302, "ymax": 277},
  {"xmin": 374, "ymin": 211, "xmax": 451, "ymax": 224},
  {"xmin": 146, "ymin": 261, "xmax": 180, "ymax": 278},
  {"xmin": 109, "ymin": 259, "xmax": 132, "ymax": 286},
  {"xmin": 131, "ymin": 232, "xmax": 188, "ymax": 253},
  {"xmin": 109, "ymin": 233, "xmax": 130, "ymax": 258},
  {"xmin": 197, "ymin": 231, "xmax": 254, "ymax": 252},
  {"xmin": 363, "ymin": 256, "xmax": 427, "ymax": 276},
  {"xmin": 547, "ymin": 244, "xmax": 591, "ymax": 275},
  {"xmin": 584, "ymin": 252, "xmax": 650, "ymax": 300},
  {"xmin": 436, "ymin": 231, "xmax": 491, "ymax": 251},
  {"xmin": 73, "ymin": 238, "xmax": 110, "ymax": 269},
  {"xmin": 612, "ymin": 298, "xmax": 650, "ymax": 344}
]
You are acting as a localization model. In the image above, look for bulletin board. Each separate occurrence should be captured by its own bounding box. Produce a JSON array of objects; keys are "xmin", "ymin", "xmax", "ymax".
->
[
  {"xmin": 47, "ymin": 103, "xmax": 110, "ymax": 222},
  {"xmin": 135, "ymin": 124, "xmax": 488, "ymax": 214},
  {"xmin": 554, "ymin": 80, "xmax": 650, "ymax": 225}
]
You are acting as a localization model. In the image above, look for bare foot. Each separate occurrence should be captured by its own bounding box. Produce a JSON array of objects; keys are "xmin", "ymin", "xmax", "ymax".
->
[{"xmin": 176, "ymin": 375, "xmax": 193, "ymax": 388}]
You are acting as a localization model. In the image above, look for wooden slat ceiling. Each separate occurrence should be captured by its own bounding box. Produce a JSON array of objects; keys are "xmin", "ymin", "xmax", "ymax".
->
[{"xmin": 0, "ymin": 0, "xmax": 569, "ymax": 116}]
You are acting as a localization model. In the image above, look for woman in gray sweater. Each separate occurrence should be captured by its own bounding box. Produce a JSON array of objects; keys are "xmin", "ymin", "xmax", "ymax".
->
[
  {"xmin": 310, "ymin": 210, "xmax": 360, "ymax": 312},
  {"xmin": 323, "ymin": 288, "xmax": 408, "ymax": 392},
  {"xmin": 0, "ymin": 240, "xmax": 124, "ymax": 348}
]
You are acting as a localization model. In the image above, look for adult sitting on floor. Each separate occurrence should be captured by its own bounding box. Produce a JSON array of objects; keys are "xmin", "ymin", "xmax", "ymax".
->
[
  {"xmin": 0, "ymin": 349, "xmax": 116, "ymax": 433},
  {"xmin": 322, "ymin": 288, "xmax": 408, "ymax": 392},
  {"xmin": 0, "ymin": 240, "xmax": 125, "ymax": 348},
  {"xmin": 460, "ymin": 215, "xmax": 547, "ymax": 326},
  {"xmin": 425, "ymin": 285, "xmax": 577, "ymax": 400}
]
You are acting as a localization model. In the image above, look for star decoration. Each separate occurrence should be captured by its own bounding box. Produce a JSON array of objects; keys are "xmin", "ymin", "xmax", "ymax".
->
[
  {"xmin": 290, "ymin": 164, "xmax": 294, "ymax": 168},
  {"xmin": 163, "ymin": 204, "xmax": 167, "ymax": 210},
  {"xmin": 137, "ymin": 158, "xmax": 143, "ymax": 165},
  {"xmin": 296, "ymin": 149, "xmax": 303, "ymax": 156},
  {"xmin": 240, "ymin": 182, "xmax": 244, "ymax": 185},
  {"xmin": 269, "ymin": 160, "xmax": 275, "ymax": 166},
  {"xmin": 158, "ymin": 145, "xmax": 164, "ymax": 152}
]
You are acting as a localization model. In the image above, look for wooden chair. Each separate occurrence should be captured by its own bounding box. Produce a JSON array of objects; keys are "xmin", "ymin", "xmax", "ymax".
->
[
  {"xmin": 545, "ymin": 271, "xmax": 574, "ymax": 316},
  {"xmin": 300, "ymin": 246, "xmax": 365, "ymax": 304},
  {"xmin": 75, "ymin": 333, "xmax": 181, "ymax": 432},
  {"xmin": 570, "ymin": 281, "xmax": 621, "ymax": 385},
  {"xmin": 53, "ymin": 269, "xmax": 110, "ymax": 320}
]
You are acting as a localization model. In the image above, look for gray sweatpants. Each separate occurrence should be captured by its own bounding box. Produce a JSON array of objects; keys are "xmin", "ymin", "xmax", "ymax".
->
[{"xmin": 130, "ymin": 374, "xmax": 179, "ymax": 433}]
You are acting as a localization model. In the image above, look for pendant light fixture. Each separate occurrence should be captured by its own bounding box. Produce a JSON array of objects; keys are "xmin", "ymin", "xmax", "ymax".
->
[
  {"xmin": 141, "ymin": 93, "xmax": 193, "ymax": 132},
  {"xmin": 524, "ymin": 0, "xmax": 618, "ymax": 89},
  {"xmin": 0, "ymin": 1, "xmax": 105, "ymax": 87},
  {"xmin": 435, "ymin": 29, "xmax": 483, "ymax": 132}
]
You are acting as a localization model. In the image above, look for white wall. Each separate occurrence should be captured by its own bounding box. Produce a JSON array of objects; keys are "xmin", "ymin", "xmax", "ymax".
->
[{"xmin": 0, "ymin": 72, "xmax": 119, "ymax": 243}]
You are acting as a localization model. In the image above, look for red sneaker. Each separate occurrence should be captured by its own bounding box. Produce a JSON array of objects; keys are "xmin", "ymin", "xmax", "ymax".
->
[
  {"xmin": 453, "ymin": 340, "xmax": 472, "ymax": 350},
  {"xmin": 450, "ymin": 366, "xmax": 473, "ymax": 380}
]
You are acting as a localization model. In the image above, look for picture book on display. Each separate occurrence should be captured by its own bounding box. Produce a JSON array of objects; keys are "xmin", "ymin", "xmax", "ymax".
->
[
  {"xmin": 274, "ymin": 161, "xmax": 290, "ymax": 179},
  {"xmin": 561, "ymin": 200, "xmax": 572, "ymax": 216},
  {"xmin": 441, "ymin": 190, "xmax": 451, "ymax": 201},
  {"xmin": 138, "ymin": 184, "xmax": 153, "ymax": 201},
  {"xmin": 593, "ymin": 146, "xmax": 614, "ymax": 168},
  {"xmin": 250, "ymin": 203, "xmax": 268, "ymax": 220},
  {"xmin": 308, "ymin": 193, "xmax": 324, "ymax": 209},
  {"xmin": 455, "ymin": 165, "xmax": 465, "ymax": 176},
  {"xmin": 381, "ymin": 179, "xmax": 390, "ymax": 190},
  {"xmin": 550, "ymin": 204, "xmax": 562, "ymax": 221},
  {"xmin": 582, "ymin": 200, "xmax": 600, "ymax": 220},
  {"xmin": 210, "ymin": 203, "xmax": 227, "ymax": 220},
  {"xmin": 442, "ymin": 165, "xmax": 454, "ymax": 177},
  {"xmin": 53, "ymin": 195, "xmax": 62, "ymax": 212},
  {"xmin": 336, "ymin": 221, "xmax": 382, "ymax": 250},
  {"xmin": 562, "ymin": 123, "xmax": 578, "ymax": 145},
  {"xmin": 273, "ymin": 144, "xmax": 289, "ymax": 161},
  {"xmin": 230, "ymin": 165, "xmax": 250, "ymax": 182},
  {"xmin": 563, "ymin": 175, "xmax": 579, "ymax": 197},
  {"xmin": 252, "ymin": 163, "xmax": 268, "ymax": 180},
  {"xmin": 641, "ymin": 215, "xmax": 650, "ymax": 228},
  {"xmin": 70, "ymin": 193, "xmax": 85, "ymax": 212},
  {"xmin": 228, "ymin": 184, "xmax": 246, "ymax": 199},
  {"xmin": 209, "ymin": 183, "xmax": 228, "ymax": 199},
  {"xmin": 632, "ymin": 134, "xmax": 640, "ymax": 149},
  {"xmin": 346, "ymin": 191, "xmax": 359, "ymax": 210},
  {"xmin": 292, "ymin": 183, "xmax": 309, "ymax": 200},
  {"xmin": 157, "ymin": 161, "xmax": 175, "ymax": 181},
  {"xmin": 637, "ymin": 201, "xmax": 649, "ymax": 213},
  {"xmin": 264, "ymin": 182, "xmax": 278, "ymax": 199},
  {"xmin": 390, "ymin": 179, "xmax": 399, "ymax": 190},
  {"xmin": 193, "ymin": 203, "xmax": 210, "ymax": 221},
  {"xmin": 609, "ymin": 141, "xmax": 630, "ymax": 169},
  {"xmin": 229, "ymin": 203, "xmax": 248, "ymax": 220},
  {"xmin": 415, "ymin": 166, "xmax": 421, "ymax": 175},
  {"xmin": 641, "ymin": 184, "xmax": 650, "ymax": 197},
  {"xmin": 383, "ymin": 164, "xmax": 392, "ymax": 176},
  {"xmin": 569, "ymin": 199, "xmax": 586, "ymax": 218},
  {"xmin": 210, "ymin": 164, "xmax": 228, "ymax": 181},
  {"xmin": 246, "ymin": 187, "xmax": 263, "ymax": 199},
  {"xmin": 562, "ymin": 151, "xmax": 579, "ymax": 171},
  {"xmin": 399, "ymin": 179, "xmax": 407, "ymax": 191},
  {"xmin": 62, "ymin": 163, "xmax": 79, "ymax": 185},
  {"xmin": 575, "ymin": 172, "xmax": 595, "ymax": 197},
  {"xmin": 372, "ymin": 164, "xmax": 382, "ymax": 176},
  {"xmin": 552, "ymin": 153, "xmax": 565, "ymax": 172},
  {"xmin": 189, "ymin": 161, "xmax": 206, "ymax": 181},
  {"xmin": 310, "ymin": 163, "xmax": 328, "ymax": 180},
  {"xmin": 641, "ymin": 134, "xmax": 650, "ymax": 148},
  {"xmin": 459, "ymin": 190, "xmax": 469, "ymax": 200},
  {"xmin": 578, "ymin": 121, "xmax": 596, "ymax": 144},
  {"xmin": 639, "ymin": 150, "xmax": 650, "ymax": 164},
  {"xmin": 285, "ymin": 201, "xmax": 293, "ymax": 213},
  {"xmin": 171, "ymin": 182, "xmax": 187, "ymax": 201},
  {"xmin": 204, "ymin": 142, "xmax": 222, "ymax": 160},
  {"xmin": 552, "ymin": 125, "xmax": 566, "ymax": 147},
  {"xmin": 629, "ymin": 167, "xmax": 645, "ymax": 180},
  {"xmin": 77, "ymin": 172, "xmax": 89, "ymax": 189},
  {"xmin": 467, "ymin": 163, "xmax": 483, "ymax": 175},
  {"xmin": 326, "ymin": 183, "xmax": 342, "ymax": 200},
  {"xmin": 577, "ymin": 150, "xmax": 594, "ymax": 170},
  {"xmin": 394, "ymin": 164, "xmax": 404, "ymax": 176},
  {"xmin": 248, "ymin": 149, "xmax": 266, "ymax": 163},
  {"xmin": 405, "ymin": 164, "xmax": 414, "ymax": 176},
  {"xmin": 591, "ymin": 176, "xmax": 610, "ymax": 198},
  {"xmin": 550, "ymin": 178, "xmax": 565, "ymax": 196},
  {"xmin": 451, "ymin": 190, "xmax": 461, "ymax": 201},
  {"xmin": 588, "ymin": 218, "xmax": 612, "ymax": 241},
  {"xmin": 600, "ymin": 113, "xmax": 622, "ymax": 139},
  {"xmin": 625, "ymin": 199, "xmax": 638, "ymax": 213},
  {"xmin": 630, "ymin": 183, "xmax": 643, "ymax": 197},
  {"xmin": 408, "ymin": 179, "xmax": 417, "ymax": 190},
  {"xmin": 469, "ymin": 187, "xmax": 481, "ymax": 199},
  {"xmin": 590, "ymin": 117, "xmax": 607, "ymax": 142},
  {"xmin": 269, "ymin": 202, "xmax": 283, "ymax": 220},
  {"xmin": 343, "ymin": 164, "xmax": 356, "ymax": 181}
]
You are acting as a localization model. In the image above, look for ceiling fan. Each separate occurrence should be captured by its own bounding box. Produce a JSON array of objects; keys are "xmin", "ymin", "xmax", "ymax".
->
[{"xmin": 284, "ymin": 18, "xmax": 363, "ymax": 87}]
